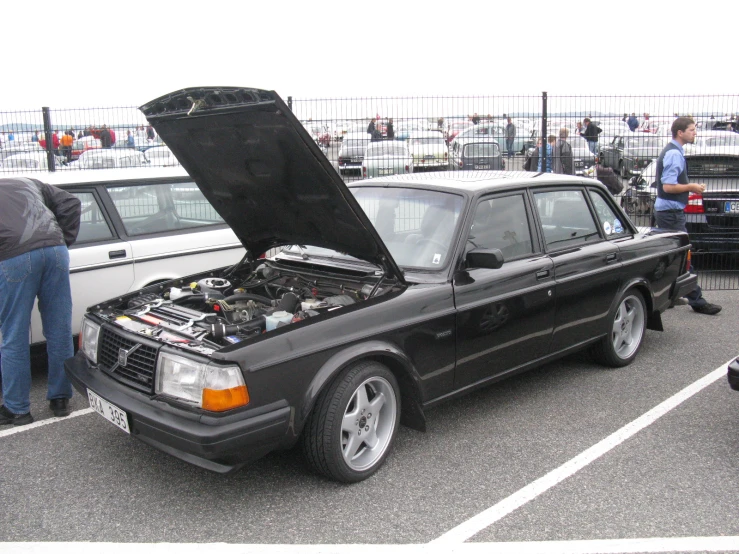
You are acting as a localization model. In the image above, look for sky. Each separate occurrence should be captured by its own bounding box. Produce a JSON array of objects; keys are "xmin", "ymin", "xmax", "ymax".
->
[{"xmin": 2, "ymin": 0, "xmax": 738, "ymax": 113}]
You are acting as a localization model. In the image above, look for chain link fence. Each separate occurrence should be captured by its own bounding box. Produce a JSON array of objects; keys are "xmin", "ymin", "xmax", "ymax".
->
[{"xmin": 2, "ymin": 93, "xmax": 738, "ymax": 290}]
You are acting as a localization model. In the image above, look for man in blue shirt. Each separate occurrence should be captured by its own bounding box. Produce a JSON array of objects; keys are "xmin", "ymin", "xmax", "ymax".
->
[{"xmin": 653, "ymin": 117, "xmax": 721, "ymax": 315}]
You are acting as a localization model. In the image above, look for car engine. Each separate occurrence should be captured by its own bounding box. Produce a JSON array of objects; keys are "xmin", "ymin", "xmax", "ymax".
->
[{"xmin": 91, "ymin": 261, "xmax": 393, "ymax": 355}]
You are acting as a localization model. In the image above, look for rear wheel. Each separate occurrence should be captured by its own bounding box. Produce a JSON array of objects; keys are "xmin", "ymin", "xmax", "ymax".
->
[
  {"xmin": 302, "ymin": 361, "xmax": 400, "ymax": 483},
  {"xmin": 591, "ymin": 289, "xmax": 646, "ymax": 367}
]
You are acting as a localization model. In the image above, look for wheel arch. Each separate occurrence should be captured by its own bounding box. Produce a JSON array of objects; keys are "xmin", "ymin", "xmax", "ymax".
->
[
  {"xmin": 300, "ymin": 340, "xmax": 427, "ymax": 433},
  {"xmin": 617, "ymin": 277, "xmax": 661, "ymax": 331}
]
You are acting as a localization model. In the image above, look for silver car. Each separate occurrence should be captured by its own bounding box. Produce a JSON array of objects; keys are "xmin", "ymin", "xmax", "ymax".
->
[{"xmin": 362, "ymin": 141, "xmax": 413, "ymax": 178}]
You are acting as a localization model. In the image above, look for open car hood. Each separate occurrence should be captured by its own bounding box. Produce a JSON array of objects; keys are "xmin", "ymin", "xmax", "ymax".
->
[{"xmin": 140, "ymin": 87, "xmax": 404, "ymax": 282}]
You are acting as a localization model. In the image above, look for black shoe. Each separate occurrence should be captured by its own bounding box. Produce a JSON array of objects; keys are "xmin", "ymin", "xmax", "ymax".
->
[
  {"xmin": 692, "ymin": 303, "xmax": 722, "ymax": 315},
  {"xmin": 0, "ymin": 404, "xmax": 34, "ymax": 426},
  {"xmin": 49, "ymin": 398, "xmax": 72, "ymax": 417}
]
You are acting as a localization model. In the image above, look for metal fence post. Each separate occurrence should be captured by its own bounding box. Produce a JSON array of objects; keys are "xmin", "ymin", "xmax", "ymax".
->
[
  {"xmin": 42, "ymin": 107, "xmax": 55, "ymax": 172},
  {"xmin": 541, "ymin": 92, "xmax": 547, "ymax": 173},
  {"xmin": 287, "ymin": 96, "xmax": 293, "ymax": 111}
]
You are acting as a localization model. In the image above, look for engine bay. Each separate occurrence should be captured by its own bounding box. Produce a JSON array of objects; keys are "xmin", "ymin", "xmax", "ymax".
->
[{"xmin": 90, "ymin": 260, "xmax": 397, "ymax": 355}]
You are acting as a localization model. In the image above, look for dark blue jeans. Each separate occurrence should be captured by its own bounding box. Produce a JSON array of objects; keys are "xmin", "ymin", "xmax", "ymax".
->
[
  {"xmin": 505, "ymin": 138, "xmax": 514, "ymax": 159},
  {"xmin": 653, "ymin": 210, "xmax": 706, "ymax": 307},
  {"xmin": 0, "ymin": 246, "xmax": 74, "ymax": 414}
]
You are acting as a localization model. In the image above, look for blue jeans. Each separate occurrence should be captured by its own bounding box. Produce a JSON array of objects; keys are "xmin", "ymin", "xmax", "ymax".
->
[
  {"xmin": 653, "ymin": 210, "xmax": 706, "ymax": 308},
  {"xmin": 587, "ymin": 140, "xmax": 598, "ymax": 154},
  {"xmin": 0, "ymin": 246, "xmax": 74, "ymax": 414},
  {"xmin": 505, "ymin": 138, "xmax": 514, "ymax": 158}
]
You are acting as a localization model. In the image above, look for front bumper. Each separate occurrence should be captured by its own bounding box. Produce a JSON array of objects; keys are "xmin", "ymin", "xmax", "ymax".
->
[
  {"xmin": 728, "ymin": 358, "xmax": 739, "ymax": 391},
  {"xmin": 64, "ymin": 353, "xmax": 292, "ymax": 473}
]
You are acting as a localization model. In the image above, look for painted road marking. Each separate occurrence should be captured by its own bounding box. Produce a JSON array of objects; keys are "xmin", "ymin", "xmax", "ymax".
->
[
  {"xmin": 0, "ymin": 408, "xmax": 93, "ymax": 438},
  {"xmin": 431, "ymin": 361, "xmax": 732, "ymax": 544}
]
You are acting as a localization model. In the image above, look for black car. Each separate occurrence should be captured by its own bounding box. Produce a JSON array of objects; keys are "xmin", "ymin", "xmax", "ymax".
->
[
  {"xmin": 65, "ymin": 87, "xmax": 697, "ymax": 483},
  {"xmin": 448, "ymin": 138, "xmax": 504, "ymax": 171},
  {"xmin": 599, "ymin": 134, "xmax": 665, "ymax": 178}
]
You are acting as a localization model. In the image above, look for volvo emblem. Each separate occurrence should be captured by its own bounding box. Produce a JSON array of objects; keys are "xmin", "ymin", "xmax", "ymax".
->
[{"xmin": 117, "ymin": 344, "xmax": 141, "ymax": 368}]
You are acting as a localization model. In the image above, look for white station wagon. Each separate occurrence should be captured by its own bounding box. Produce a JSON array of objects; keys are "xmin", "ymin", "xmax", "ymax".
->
[{"xmin": 14, "ymin": 166, "xmax": 246, "ymax": 345}]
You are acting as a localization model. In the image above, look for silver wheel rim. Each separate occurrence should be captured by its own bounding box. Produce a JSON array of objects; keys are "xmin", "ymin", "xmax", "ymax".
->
[
  {"xmin": 340, "ymin": 376, "xmax": 397, "ymax": 472},
  {"xmin": 611, "ymin": 295, "xmax": 645, "ymax": 359}
]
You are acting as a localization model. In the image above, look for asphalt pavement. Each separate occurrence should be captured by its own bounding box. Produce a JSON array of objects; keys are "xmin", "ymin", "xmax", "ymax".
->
[{"xmin": 1, "ymin": 290, "xmax": 738, "ymax": 552}]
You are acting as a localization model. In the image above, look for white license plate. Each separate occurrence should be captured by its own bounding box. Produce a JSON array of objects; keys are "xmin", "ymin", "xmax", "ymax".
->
[
  {"xmin": 379, "ymin": 168, "xmax": 393, "ymax": 175},
  {"xmin": 725, "ymin": 201, "xmax": 739, "ymax": 213},
  {"xmin": 88, "ymin": 389, "xmax": 130, "ymax": 434},
  {"xmin": 475, "ymin": 164, "xmax": 490, "ymax": 169}
]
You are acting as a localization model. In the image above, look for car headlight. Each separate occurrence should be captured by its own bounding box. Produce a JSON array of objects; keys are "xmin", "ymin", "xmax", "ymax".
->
[
  {"xmin": 79, "ymin": 318, "xmax": 101, "ymax": 364},
  {"xmin": 155, "ymin": 352, "xmax": 249, "ymax": 412}
]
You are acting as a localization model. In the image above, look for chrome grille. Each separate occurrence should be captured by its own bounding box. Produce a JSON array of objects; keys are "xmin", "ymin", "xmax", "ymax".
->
[{"xmin": 99, "ymin": 327, "xmax": 159, "ymax": 393}]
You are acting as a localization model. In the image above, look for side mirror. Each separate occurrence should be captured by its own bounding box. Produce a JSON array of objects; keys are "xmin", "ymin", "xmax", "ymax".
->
[{"xmin": 466, "ymin": 248, "xmax": 504, "ymax": 269}]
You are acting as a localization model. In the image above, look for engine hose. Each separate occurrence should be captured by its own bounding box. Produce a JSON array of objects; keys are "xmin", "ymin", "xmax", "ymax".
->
[
  {"xmin": 210, "ymin": 316, "xmax": 265, "ymax": 338},
  {"xmin": 223, "ymin": 293, "xmax": 274, "ymax": 305}
]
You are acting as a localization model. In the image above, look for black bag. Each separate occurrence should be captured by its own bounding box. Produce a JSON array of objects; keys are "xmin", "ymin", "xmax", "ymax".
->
[{"xmin": 598, "ymin": 166, "xmax": 623, "ymax": 195}]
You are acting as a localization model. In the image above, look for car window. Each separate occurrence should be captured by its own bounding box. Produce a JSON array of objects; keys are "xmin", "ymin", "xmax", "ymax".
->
[
  {"xmin": 366, "ymin": 144, "xmax": 407, "ymax": 157},
  {"xmin": 469, "ymin": 194, "xmax": 533, "ymax": 259},
  {"xmin": 106, "ymin": 182, "xmax": 225, "ymax": 236},
  {"xmin": 72, "ymin": 191, "xmax": 114, "ymax": 243},
  {"xmin": 587, "ymin": 190, "xmax": 629, "ymax": 238},
  {"xmin": 534, "ymin": 190, "xmax": 600, "ymax": 249},
  {"xmin": 464, "ymin": 143, "xmax": 499, "ymax": 157}
]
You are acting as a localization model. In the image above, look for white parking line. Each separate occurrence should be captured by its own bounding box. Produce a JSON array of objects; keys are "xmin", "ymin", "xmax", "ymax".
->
[
  {"xmin": 3, "ymin": 537, "xmax": 739, "ymax": 554},
  {"xmin": 0, "ymin": 408, "xmax": 93, "ymax": 438},
  {"xmin": 431, "ymin": 360, "xmax": 733, "ymax": 544}
]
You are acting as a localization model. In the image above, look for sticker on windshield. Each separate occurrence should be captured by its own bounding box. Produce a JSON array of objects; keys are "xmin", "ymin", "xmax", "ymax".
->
[
  {"xmin": 614, "ymin": 219, "xmax": 623, "ymax": 234},
  {"xmin": 603, "ymin": 221, "xmax": 612, "ymax": 235},
  {"xmin": 432, "ymin": 253, "xmax": 442, "ymax": 265}
]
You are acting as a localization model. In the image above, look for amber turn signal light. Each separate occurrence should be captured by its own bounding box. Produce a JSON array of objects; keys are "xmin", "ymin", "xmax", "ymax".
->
[{"xmin": 201, "ymin": 385, "xmax": 249, "ymax": 412}]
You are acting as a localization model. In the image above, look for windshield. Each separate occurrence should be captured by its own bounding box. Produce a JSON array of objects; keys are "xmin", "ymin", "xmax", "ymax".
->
[
  {"xmin": 366, "ymin": 144, "xmax": 408, "ymax": 157},
  {"xmin": 283, "ymin": 187, "xmax": 465, "ymax": 270},
  {"xmin": 411, "ymin": 137, "xmax": 445, "ymax": 146},
  {"xmin": 464, "ymin": 143, "xmax": 499, "ymax": 157},
  {"xmin": 702, "ymin": 135, "xmax": 739, "ymax": 148}
]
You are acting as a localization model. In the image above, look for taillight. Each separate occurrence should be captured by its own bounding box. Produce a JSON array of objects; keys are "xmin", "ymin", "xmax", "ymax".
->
[
  {"xmin": 405, "ymin": 165, "xmax": 409, "ymax": 172},
  {"xmin": 459, "ymin": 161, "xmax": 463, "ymax": 168},
  {"xmin": 362, "ymin": 166, "xmax": 367, "ymax": 177},
  {"xmin": 338, "ymin": 156, "xmax": 345, "ymax": 164},
  {"xmin": 444, "ymin": 152, "xmax": 448, "ymax": 159},
  {"xmin": 684, "ymin": 193, "xmax": 704, "ymax": 214},
  {"xmin": 686, "ymin": 250, "xmax": 692, "ymax": 272}
]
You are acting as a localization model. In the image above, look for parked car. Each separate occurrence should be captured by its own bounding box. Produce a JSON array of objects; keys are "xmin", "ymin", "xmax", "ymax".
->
[
  {"xmin": 394, "ymin": 119, "xmax": 425, "ymax": 142},
  {"xmin": 453, "ymin": 122, "xmax": 529, "ymax": 155},
  {"xmin": 66, "ymin": 86, "xmax": 697, "ymax": 484},
  {"xmin": 633, "ymin": 147, "xmax": 739, "ymax": 253},
  {"xmin": 20, "ymin": 166, "xmax": 245, "ymax": 346},
  {"xmin": 407, "ymin": 130, "xmax": 448, "ymax": 170},
  {"xmin": 71, "ymin": 136, "xmax": 102, "ymax": 160},
  {"xmin": 0, "ymin": 141, "xmax": 44, "ymax": 162},
  {"xmin": 337, "ymin": 131, "xmax": 371, "ymax": 174},
  {"xmin": 448, "ymin": 137, "xmax": 504, "ymax": 170},
  {"xmin": 362, "ymin": 140, "xmax": 413, "ymax": 178},
  {"xmin": 568, "ymin": 136, "xmax": 596, "ymax": 176},
  {"xmin": 0, "ymin": 151, "xmax": 66, "ymax": 171},
  {"xmin": 144, "ymin": 145, "xmax": 179, "ymax": 167},
  {"xmin": 599, "ymin": 134, "xmax": 665, "ymax": 177},
  {"xmin": 686, "ymin": 130, "xmax": 739, "ymax": 153},
  {"xmin": 75, "ymin": 148, "xmax": 149, "ymax": 169},
  {"xmin": 303, "ymin": 122, "xmax": 331, "ymax": 147},
  {"xmin": 445, "ymin": 120, "xmax": 474, "ymax": 144}
]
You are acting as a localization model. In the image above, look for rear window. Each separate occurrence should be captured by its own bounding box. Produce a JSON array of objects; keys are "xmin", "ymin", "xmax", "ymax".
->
[
  {"xmin": 366, "ymin": 144, "xmax": 407, "ymax": 157},
  {"xmin": 106, "ymin": 182, "xmax": 225, "ymax": 236},
  {"xmin": 686, "ymin": 156, "xmax": 739, "ymax": 177},
  {"xmin": 411, "ymin": 137, "xmax": 445, "ymax": 146},
  {"xmin": 464, "ymin": 143, "xmax": 499, "ymax": 157}
]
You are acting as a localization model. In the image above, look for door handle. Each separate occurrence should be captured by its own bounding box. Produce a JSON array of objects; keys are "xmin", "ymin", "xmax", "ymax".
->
[
  {"xmin": 536, "ymin": 269, "xmax": 550, "ymax": 280},
  {"xmin": 605, "ymin": 253, "xmax": 618, "ymax": 263},
  {"xmin": 109, "ymin": 250, "xmax": 127, "ymax": 259}
]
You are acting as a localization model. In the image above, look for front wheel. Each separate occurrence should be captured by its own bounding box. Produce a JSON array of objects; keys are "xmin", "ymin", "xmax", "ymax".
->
[
  {"xmin": 591, "ymin": 289, "xmax": 646, "ymax": 367},
  {"xmin": 302, "ymin": 361, "xmax": 400, "ymax": 482}
]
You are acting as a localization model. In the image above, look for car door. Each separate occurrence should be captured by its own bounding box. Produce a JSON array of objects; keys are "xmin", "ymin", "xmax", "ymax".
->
[
  {"xmin": 454, "ymin": 192, "xmax": 555, "ymax": 388},
  {"xmin": 532, "ymin": 188, "xmax": 622, "ymax": 354},
  {"xmin": 30, "ymin": 188, "xmax": 134, "ymax": 344}
]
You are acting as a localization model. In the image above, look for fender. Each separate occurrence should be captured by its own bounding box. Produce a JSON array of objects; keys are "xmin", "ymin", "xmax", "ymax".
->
[
  {"xmin": 300, "ymin": 340, "xmax": 427, "ymax": 432},
  {"xmin": 611, "ymin": 276, "xmax": 662, "ymax": 331}
]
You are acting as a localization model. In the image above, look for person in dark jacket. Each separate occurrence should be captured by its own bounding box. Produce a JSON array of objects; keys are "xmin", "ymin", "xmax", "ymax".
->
[
  {"xmin": 652, "ymin": 117, "xmax": 721, "ymax": 315},
  {"xmin": 0, "ymin": 177, "xmax": 81, "ymax": 425},
  {"xmin": 627, "ymin": 113, "xmax": 639, "ymax": 132},
  {"xmin": 367, "ymin": 118, "xmax": 376, "ymax": 136},
  {"xmin": 553, "ymin": 128, "xmax": 574, "ymax": 175},
  {"xmin": 580, "ymin": 118, "xmax": 601, "ymax": 154},
  {"xmin": 99, "ymin": 125, "xmax": 112, "ymax": 148},
  {"xmin": 386, "ymin": 118, "xmax": 394, "ymax": 139}
]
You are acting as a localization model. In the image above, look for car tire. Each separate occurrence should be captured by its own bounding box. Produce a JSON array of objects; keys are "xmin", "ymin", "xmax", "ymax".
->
[
  {"xmin": 302, "ymin": 360, "xmax": 400, "ymax": 483},
  {"xmin": 591, "ymin": 289, "xmax": 646, "ymax": 368}
]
